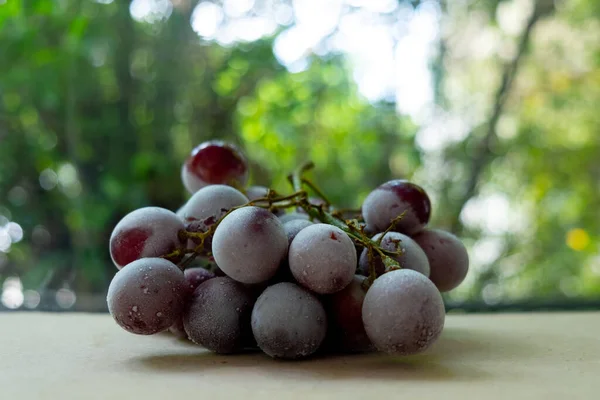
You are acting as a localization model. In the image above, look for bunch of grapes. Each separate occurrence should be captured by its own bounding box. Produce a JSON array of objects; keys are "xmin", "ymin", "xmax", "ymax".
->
[{"xmin": 107, "ymin": 141, "xmax": 469, "ymax": 359}]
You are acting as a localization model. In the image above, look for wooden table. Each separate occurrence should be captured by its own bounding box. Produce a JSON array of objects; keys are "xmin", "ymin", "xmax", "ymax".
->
[{"xmin": 1, "ymin": 312, "xmax": 598, "ymax": 399}]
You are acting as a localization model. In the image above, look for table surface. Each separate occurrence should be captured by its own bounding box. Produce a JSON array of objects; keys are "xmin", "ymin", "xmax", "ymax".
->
[{"xmin": 1, "ymin": 312, "xmax": 599, "ymax": 399}]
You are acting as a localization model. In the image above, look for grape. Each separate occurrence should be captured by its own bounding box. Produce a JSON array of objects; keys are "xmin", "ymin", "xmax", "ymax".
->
[
  {"xmin": 362, "ymin": 180, "xmax": 431, "ymax": 235},
  {"xmin": 107, "ymin": 258, "xmax": 186, "ymax": 335},
  {"xmin": 212, "ymin": 206, "xmax": 288, "ymax": 284},
  {"xmin": 184, "ymin": 267, "xmax": 216, "ymax": 293},
  {"xmin": 412, "ymin": 229, "xmax": 469, "ymax": 292},
  {"xmin": 183, "ymin": 277, "xmax": 256, "ymax": 354},
  {"xmin": 182, "ymin": 185, "xmax": 249, "ymax": 248},
  {"xmin": 109, "ymin": 207, "xmax": 185, "ymax": 269},
  {"xmin": 168, "ymin": 267, "xmax": 215, "ymax": 338},
  {"xmin": 358, "ymin": 232, "xmax": 430, "ymax": 277},
  {"xmin": 362, "ymin": 269, "xmax": 445, "ymax": 355},
  {"xmin": 279, "ymin": 212, "xmax": 310, "ymax": 224},
  {"xmin": 181, "ymin": 140, "xmax": 249, "ymax": 194},
  {"xmin": 324, "ymin": 275, "xmax": 374, "ymax": 353},
  {"xmin": 288, "ymin": 224, "xmax": 356, "ymax": 294},
  {"xmin": 251, "ymin": 282, "xmax": 327, "ymax": 359},
  {"xmin": 283, "ymin": 219, "xmax": 313, "ymax": 245}
]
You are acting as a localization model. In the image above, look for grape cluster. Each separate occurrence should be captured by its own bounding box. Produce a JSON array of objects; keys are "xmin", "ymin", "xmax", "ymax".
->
[{"xmin": 107, "ymin": 141, "xmax": 470, "ymax": 360}]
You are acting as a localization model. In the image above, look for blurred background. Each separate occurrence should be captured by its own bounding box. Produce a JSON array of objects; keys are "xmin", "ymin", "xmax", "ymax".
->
[{"xmin": 0, "ymin": 0, "xmax": 598, "ymax": 312}]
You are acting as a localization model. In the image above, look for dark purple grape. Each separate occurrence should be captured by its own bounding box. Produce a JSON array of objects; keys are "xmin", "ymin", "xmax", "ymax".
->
[
  {"xmin": 279, "ymin": 212, "xmax": 310, "ymax": 224},
  {"xmin": 183, "ymin": 277, "xmax": 256, "ymax": 354},
  {"xmin": 183, "ymin": 267, "xmax": 216, "ymax": 294},
  {"xmin": 181, "ymin": 140, "xmax": 249, "ymax": 194},
  {"xmin": 362, "ymin": 180, "xmax": 431, "ymax": 235},
  {"xmin": 109, "ymin": 207, "xmax": 185, "ymax": 269},
  {"xmin": 288, "ymin": 224, "xmax": 356, "ymax": 294},
  {"xmin": 212, "ymin": 206, "xmax": 288, "ymax": 284},
  {"xmin": 168, "ymin": 267, "xmax": 215, "ymax": 339},
  {"xmin": 358, "ymin": 232, "xmax": 430, "ymax": 277},
  {"xmin": 324, "ymin": 275, "xmax": 374, "ymax": 353},
  {"xmin": 283, "ymin": 219, "xmax": 313, "ymax": 245},
  {"xmin": 362, "ymin": 269, "xmax": 445, "ymax": 355},
  {"xmin": 251, "ymin": 282, "xmax": 327, "ymax": 359},
  {"xmin": 412, "ymin": 229, "xmax": 469, "ymax": 292},
  {"xmin": 107, "ymin": 258, "xmax": 186, "ymax": 335}
]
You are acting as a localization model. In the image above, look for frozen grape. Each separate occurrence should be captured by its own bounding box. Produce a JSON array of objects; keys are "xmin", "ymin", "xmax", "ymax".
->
[
  {"xmin": 324, "ymin": 275, "xmax": 374, "ymax": 353},
  {"xmin": 283, "ymin": 219, "xmax": 313, "ymax": 245},
  {"xmin": 412, "ymin": 229, "xmax": 469, "ymax": 292},
  {"xmin": 358, "ymin": 232, "xmax": 430, "ymax": 277},
  {"xmin": 279, "ymin": 212, "xmax": 310, "ymax": 224},
  {"xmin": 362, "ymin": 269, "xmax": 445, "ymax": 355},
  {"xmin": 251, "ymin": 282, "xmax": 327, "ymax": 359},
  {"xmin": 107, "ymin": 258, "xmax": 186, "ymax": 335},
  {"xmin": 168, "ymin": 267, "xmax": 215, "ymax": 338},
  {"xmin": 183, "ymin": 277, "xmax": 256, "ymax": 354},
  {"xmin": 182, "ymin": 185, "xmax": 249, "ymax": 248},
  {"xmin": 362, "ymin": 180, "xmax": 431, "ymax": 235},
  {"xmin": 109, "ymin": 207, "xmax": 185, "ymax": 269},
  {"xmin": 212, "ymin": 206, "xmax": 288, "ymax": 284},
  {"xmin": 289, "ymin": 224, "xmax": 356, "ymax": 294},
  {"xmin": 181, "ymin": 140, "xmax": 249, "ymax": 194},
  {"xmin": 183, "ymin": 267, "xmax": 216, "ymax": 293}
]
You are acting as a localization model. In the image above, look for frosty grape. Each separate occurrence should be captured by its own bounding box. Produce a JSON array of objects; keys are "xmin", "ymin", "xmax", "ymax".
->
[
  {"xmin": 413, "ymin": 229, "xmax": 469, "ymax": 292},
  {"xmin": 107, "ymin": 258, "xmax": 186, "ymax": 335},
  {"xmin": 212, "ymin": 206, "xmax": 288, "ymax": 284},
  {"xmin": 362, "ymin": 269, "xmax": 445, "ymax": 355},
  {"xmin": 109, "ymin": 207, "xmax": 185, "ymax": 269},
  {"xmin": 288, "ymin": 224, "xmax": 356, "ymax": 294},
  {"xmin": 251, "ymin": 282, "xmax": 327, "ymax": 359}
]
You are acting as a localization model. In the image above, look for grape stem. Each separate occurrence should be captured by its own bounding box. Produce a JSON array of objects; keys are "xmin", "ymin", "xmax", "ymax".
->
[
  {"xmin": 162, "ymin": 161, "xmax": 403, "ymax": 284},
  {"xmin": 290, "ymin": 161, "xmax": 402, "ymax": 288}
]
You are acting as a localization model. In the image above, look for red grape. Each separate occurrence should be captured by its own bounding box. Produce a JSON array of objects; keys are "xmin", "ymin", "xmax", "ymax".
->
[
  {"xmin": 362, "ymin": 180, "xmax": 431, "ymax": 235},
  {"xmin": 181, "ymin": 141, "xmax": 249, "ymax": 194},
  {"xmin": 109, "ymin": 207, "xmax": 185, "ymax": 269}
]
